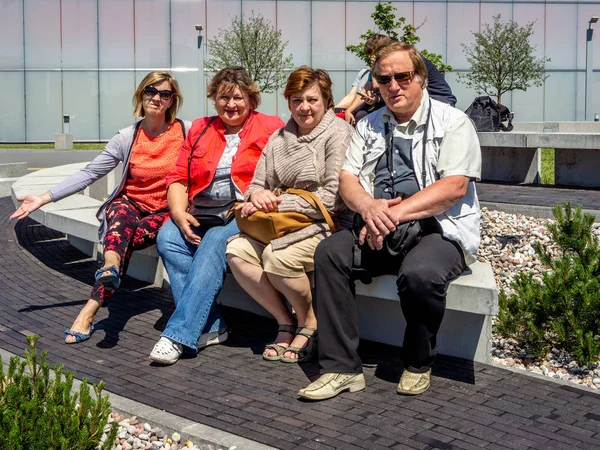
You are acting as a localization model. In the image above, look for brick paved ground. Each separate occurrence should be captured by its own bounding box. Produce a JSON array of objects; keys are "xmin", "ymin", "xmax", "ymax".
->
[
  {"xmin": 477, "ymin": 182, "xmax": 600, "ymax": 211},
  {"xmin": 1, "ymin": 196, "xmax": 600, "ymax": 450}
]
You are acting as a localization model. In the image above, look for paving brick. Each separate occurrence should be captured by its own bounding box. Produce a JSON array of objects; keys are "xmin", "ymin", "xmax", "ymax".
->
[
  {"xmin": 370, "ymin": 436, "xmax": 396, "ymax": 447},
  {"xmin": 410, "ymin": 433, "xmax": 455, "ymax": 449},
  {"xmin": 429, "ymin": 426, "xmax": 488, "ymax": 447},
  {"xmin": 306, "ymin": 425, "xmax": 342, "ymax": 439},
  {"xmin": 446, "ymin": 440, "xmax": 483, "ymax": 450},
  {"xmin": 298, "ymin": 440, "xmax": 336, "ymax": 450},
  {"xmin": 555, "ymin": 427, "xmax": 600, "ymax": 446},
  {"xmin": 485, "ymin": 443, "xmax": 527, "ymax": 450}
]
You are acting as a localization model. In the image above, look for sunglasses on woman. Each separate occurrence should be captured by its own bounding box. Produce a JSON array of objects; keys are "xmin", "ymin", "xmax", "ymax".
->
[
  {"xmin": 143, "ymin": 86, "xmax": 174, "ymax": 100},
  {"xmin": 373, "ymin": 71, "xmax": 415, "ymax": 86}
]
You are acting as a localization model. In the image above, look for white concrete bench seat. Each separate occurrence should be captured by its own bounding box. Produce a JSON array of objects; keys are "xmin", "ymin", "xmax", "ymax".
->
[
  {"xmin": 478, "ymin": 130, "xmax": 600, "ymax": 187},
  {"xmin": 12, "ymin": 162, "xmax": 498, "ymax": 364}
]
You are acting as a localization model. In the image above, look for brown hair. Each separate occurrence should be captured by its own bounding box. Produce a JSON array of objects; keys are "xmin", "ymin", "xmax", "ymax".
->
[
  {"xmin": 132, "ymin": 71, "xmax": 183, "ymax": 124},
  {"xmin": 364, "ymin": 34, "xmax": 393, "ymax": 57},
  {"xmin": 283, "ymin": 66, "xmax": 334, "ymax": 110},
  {"xmin": 373, "ymin": 42, "xmax": 428, "ymax": 89},
  {"xmin": 206, "ymin": 66, "xmax": 261, "ymax": 110}
]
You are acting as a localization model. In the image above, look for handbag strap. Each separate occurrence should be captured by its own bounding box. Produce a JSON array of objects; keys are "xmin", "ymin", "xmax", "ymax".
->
[
  {"xmin": 285, "ymin": 188, "xmax": 336, "ymax": 232},
  {"xmin": 187, "ymin": 117, "xmax": 217, "ymax": 193}
]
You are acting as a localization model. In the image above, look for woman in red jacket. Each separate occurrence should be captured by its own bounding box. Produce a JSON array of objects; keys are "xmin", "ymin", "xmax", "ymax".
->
[{"xmin": 150, "ymin": 67, "xmax": 283, "ymax": 365}]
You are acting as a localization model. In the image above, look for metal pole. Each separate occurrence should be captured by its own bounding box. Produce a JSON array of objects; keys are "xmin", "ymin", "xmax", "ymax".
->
[
  {"xmin": 196, "ymin": 25, "xmax": 205, "ymax": 118},
  {"xmin": 586, "ymin": 27, "xmax": 594, "ymax": 121}
]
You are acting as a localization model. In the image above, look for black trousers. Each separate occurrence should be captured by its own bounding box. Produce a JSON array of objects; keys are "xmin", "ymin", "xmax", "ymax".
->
[{"xmin": 313, "ymin": 222, "xmax": 466, "ymax": 374}]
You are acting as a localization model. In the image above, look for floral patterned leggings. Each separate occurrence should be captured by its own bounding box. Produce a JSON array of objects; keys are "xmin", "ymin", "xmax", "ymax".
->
[{"xmin": 90, "ymin": 197, "xmax": 169, "ymax": 305}]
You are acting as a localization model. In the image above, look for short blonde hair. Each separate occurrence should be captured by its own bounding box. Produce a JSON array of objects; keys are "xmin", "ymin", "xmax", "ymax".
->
[
  {"xmin": 206, "ymin": 67, "xmax": 261, "ymax": 110},
  {"xmin": 373, "ymin": 42, "xmax": 429, "ymax": 89},
  {"xmin": 132, "ymin": 71, "xmax": 183, "ymax": 124}
]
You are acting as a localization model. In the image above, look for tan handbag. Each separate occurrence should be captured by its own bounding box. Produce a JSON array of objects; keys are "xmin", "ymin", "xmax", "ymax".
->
[{"xmin": 235, "ymin": 188, "xmax": 336, "ymax": 244}]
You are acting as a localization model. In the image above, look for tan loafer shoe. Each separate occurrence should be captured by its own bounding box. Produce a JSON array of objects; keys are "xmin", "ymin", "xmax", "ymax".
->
[
  {"xmin": 396, "ymin": 368, "xmax": 431, "ymax": 395},
  {"xmin": 298, "ymin": 373, "xmax": 366, "ymax": 401}
]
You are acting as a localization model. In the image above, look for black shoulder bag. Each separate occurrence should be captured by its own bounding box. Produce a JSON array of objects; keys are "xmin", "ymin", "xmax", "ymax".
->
[{"xmin": 186, "ymin": 117, "xmax": 236, "ymax": 226}]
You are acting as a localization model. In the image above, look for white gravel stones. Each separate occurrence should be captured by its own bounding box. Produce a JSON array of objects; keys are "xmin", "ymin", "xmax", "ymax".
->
[
  {"xmin": 479, "ymin": 207, "xmax": 600, "ymax": 389},
  {"xmin": 103, "ymin": 414, "xmax": 231, "ymax": 450}
]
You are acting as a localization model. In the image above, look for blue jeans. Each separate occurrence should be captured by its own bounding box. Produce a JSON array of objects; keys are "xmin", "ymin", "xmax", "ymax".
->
[{"xmin": 156, "ymin": 219, "xmax": 239, "ymax": 350}]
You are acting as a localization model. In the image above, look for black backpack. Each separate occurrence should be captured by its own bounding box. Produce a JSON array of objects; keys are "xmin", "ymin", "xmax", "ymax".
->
[{"xmin": 465, "ymin": 96, "xmax": 513, "ymax": 132}]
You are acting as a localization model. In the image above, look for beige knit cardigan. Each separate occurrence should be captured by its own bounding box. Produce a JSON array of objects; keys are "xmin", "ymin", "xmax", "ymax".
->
[{"xmin": 243, "ymin": 109, "xmax": 354, "ymax": 250}]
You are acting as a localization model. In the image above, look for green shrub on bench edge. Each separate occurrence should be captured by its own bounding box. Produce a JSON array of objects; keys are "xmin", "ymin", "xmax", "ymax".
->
[
  {"xmin": 497, "ymin": 202, "xmax": 600, "ymax": 367},
  {"xmin": 0, "ymin": 335, "xmax": 118, "ymax": 450}
]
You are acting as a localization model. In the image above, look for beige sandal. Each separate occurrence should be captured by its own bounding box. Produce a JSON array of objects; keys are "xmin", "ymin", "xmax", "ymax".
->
[
  {"xmin": 263, "ymin": 324, "xmax": 296, "ymax": 361},
  {"xmin": 281, "ymin": 328, "xmax": 317, "ymax": 363}
]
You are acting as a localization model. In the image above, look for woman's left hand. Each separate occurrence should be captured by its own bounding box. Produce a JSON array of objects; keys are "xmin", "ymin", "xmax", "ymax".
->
[
  {"xmin": 249, "ymin": 189, "xmax": 280, "ymax": 213},
  {"xmin": 235, "ymin": 202, "xmax": 259, "ymax": 218}
]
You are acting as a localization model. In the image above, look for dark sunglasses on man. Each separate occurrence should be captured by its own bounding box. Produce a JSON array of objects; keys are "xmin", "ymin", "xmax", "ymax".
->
[
  {"xmin": 143, "ymin": 86, "xmax": 174, "ymax": 100},
  {"xmin": 373, "ymin": 71, "xmax": 415, "ymax": 86}
]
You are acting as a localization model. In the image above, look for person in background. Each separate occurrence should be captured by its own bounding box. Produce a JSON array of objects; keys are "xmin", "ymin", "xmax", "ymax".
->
[
  {"xmin": 343, "ymin": 34, "xmax": 457, "ymax": 126},
  {"xmin": 11, "ymin": 71, "xmax": 190, "ymax": 344},
  {"xmin": 335, "ymin": 34, "xmax": 388, "ymax": 114},
  {"xmin": 149, "ymin": 67, "xmax": 284, "ymax": 365},
  {"xmin": 226, "ymin": 66, "xmax": 354, "ymax": 363}
]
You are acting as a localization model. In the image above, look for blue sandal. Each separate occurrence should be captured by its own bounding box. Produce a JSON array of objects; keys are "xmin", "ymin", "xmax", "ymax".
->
[
  {"xmin": 64, "ymin": 325, "xmax": 95, "ymax": 344},
  {"xmin": 95, "ymin": 265, "xmax": 121, "ymax": 291}
]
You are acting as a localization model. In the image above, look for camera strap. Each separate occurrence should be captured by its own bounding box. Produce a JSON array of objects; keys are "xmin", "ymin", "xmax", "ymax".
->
[{"xmin": 383, "ymin": 98, "xmax": 432, "ymax": 191}]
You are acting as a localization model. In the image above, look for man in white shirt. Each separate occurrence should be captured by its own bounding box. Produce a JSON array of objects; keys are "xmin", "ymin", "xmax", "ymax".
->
[{"xmin": 299, "ymin": 41, "xmax": 481, "ymax": 401}]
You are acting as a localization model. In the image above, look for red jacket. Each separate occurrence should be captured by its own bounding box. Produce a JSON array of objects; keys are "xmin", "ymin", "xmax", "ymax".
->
[{"xmin": 166, "ymin": 110, "xmax": 284, "ymax": 202}]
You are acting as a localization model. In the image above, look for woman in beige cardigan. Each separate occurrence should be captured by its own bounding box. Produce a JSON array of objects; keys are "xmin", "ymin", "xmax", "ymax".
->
[{"xmin": 226, "ymin": 66, "xmax": 354, "ymax": 363}]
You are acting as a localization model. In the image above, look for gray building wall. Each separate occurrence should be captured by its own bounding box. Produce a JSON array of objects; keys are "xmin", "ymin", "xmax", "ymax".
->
[{"xmin": 0, "ymin": 0, "xmax": 598, "ymax": 142}]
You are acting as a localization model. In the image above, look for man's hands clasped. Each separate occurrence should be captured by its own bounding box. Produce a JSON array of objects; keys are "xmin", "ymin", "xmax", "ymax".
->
[{"xmin": 358, "ymin": 197, "xmax": 402, "ymax": 250}]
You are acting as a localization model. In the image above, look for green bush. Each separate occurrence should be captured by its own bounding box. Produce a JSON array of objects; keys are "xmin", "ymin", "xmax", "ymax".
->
[
  {"xmin": 0, "ymin": 335, "xmax": 118, "ymax": 450},
  {"xmin": 496, "ymin": 202, "xmax": 600, "ymax": 367}
]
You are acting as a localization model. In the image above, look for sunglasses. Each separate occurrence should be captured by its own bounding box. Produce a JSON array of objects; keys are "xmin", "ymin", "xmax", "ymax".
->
[
  {"xmin": 373, "ymin": 71, "xmax": 415, "ymax": 86},
  {"xmin": 143, "ymin": 86, "xmax": 174, "ymax": 100}
]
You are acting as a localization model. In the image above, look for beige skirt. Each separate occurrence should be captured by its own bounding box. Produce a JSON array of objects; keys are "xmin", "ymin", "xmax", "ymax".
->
[{"xmin": 226, "ymin": 234, "xmax": 322, "ymax": 278}]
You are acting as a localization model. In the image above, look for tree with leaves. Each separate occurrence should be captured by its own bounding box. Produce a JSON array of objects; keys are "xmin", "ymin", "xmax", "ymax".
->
[
  {"xmin": 206, "ymin": 12, "xmax": 294, "ymax": 94},
  {"xmin": 458, "ymin": 14, "xmax": 550, "ymax": 105},
  {"xmin": 346, "ymin": 2, "xmax": 452, "ymax": 73}
]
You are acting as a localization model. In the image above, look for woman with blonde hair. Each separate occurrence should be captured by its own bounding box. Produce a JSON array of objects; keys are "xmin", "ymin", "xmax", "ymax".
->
[
  {"xmin": 11, "ymin": 71, "xmax": 190, "ymax": 344},
  {"xmin": 226, "ymin": 66, "xmax": 354, "ymax": 363}
]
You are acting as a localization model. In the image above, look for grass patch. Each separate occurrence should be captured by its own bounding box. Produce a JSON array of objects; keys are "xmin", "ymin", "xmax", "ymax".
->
[
  {"xmin": 0, "ymin": 143, "xmax": 105, "ymax": 150},
  {"xmin": 541, "ymin": 148, "xmax": 554, "ymax": 185}
]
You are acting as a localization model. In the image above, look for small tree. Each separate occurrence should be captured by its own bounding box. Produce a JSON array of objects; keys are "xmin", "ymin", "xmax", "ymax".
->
[
  {"xmin": 496, "ymin": 203, "xmax": 600, "ymax": 367},
  {"xmin": 346, "ymin": 2, "xmax": 452, "ymax": 73},
  {"xmin": 206, "ymin": 11, "xmax": 294, "ymax": 94},
  {"xmin": 0, "ymin": 335, "xmax": 118, "ymax": 449},
  {"xmin": 458, "ymin": 14, "xmax": 550, "ymax": 105}
]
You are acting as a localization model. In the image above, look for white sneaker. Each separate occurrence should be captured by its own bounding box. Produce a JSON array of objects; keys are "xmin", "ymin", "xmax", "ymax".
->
[
  {"xmin": 197, "ymin": 329, "xmax": 229, "ymax": 349},
  {"xmin": 149, "ymin": 337, "xmax": 183, "ymax": 365}
]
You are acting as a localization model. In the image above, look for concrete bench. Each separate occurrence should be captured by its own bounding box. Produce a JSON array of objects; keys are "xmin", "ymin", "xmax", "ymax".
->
[
  {"xmin": 219, "ymin": 261, "xmax": 497, "ymax": 364},
  {"xmin": 11, "ymin": 163, "xmax": 498, "ymax": 364},
  {"xmin": 0, "ymin": 162, "xmax": 27, "ymax": 197},
  {"xmin": 477, "ymin": 128, "xmax": 600, "ymax": 188}
]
